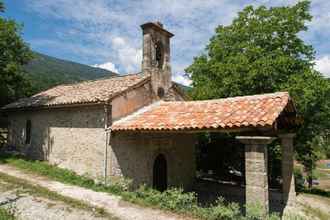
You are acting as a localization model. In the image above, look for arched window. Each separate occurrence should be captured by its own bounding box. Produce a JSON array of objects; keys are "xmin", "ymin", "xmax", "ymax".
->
[
  {"xmin": 25, "ymin": 120, "xmax": 31, "ymax": 144},
  {"xmin": 155, "ymin": 42, "xmax": 164, "ymax": 69}
]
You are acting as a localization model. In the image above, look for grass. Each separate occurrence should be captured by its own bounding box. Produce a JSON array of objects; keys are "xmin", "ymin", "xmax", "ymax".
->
[
  {"xmin": 302, "ymin": 205, "xmax": 329, "ymax": 220},
  {"xmin": 0, "ymin": 208, "xmax": 15, "ymax": 220},
  {"xmin": 301, "ymin": 200, "xmax": 330, "ymax": 220},
  {"xmin": 0, "ymin": 172, "xmax": 117, "ymax": 219}
]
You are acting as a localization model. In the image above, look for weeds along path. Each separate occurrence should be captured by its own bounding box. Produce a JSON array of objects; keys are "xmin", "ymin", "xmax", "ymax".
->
[{"xmin": 0, "ymin": 164, "xmax": 191, "ymax": 220}]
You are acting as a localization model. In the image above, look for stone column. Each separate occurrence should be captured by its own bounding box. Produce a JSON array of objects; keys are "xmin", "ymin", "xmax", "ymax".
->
[
  {"xmin": 279, "ymin": 133, "xmax": 296, "ymax": 207},
  {"xmin": 236, "ymin": 136, "xmax": 275, "ymax": 216}
]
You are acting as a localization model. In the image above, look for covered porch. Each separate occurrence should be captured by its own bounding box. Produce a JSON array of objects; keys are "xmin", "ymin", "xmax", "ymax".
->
[{"xmin": 111, "ymin": 92, "xmax": 300, "ymax": 215}]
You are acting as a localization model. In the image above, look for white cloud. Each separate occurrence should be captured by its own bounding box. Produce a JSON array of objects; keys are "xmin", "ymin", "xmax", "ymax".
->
[
  {"xmin": 25, "ymin": 0, "xmax": 330, "ymax": 76},
  {"xmin": 111, "ymin": 37, "xmax": 142, "ymax": 73},
  {"xmin": 315, "ymin": 56, "xmax": 330, "ymax": 77},
  {"xmin": 93, "ymin": 62, "xmax": 119, "ymax": 73},
  {"xmin": 172, "ymin": 73, "xmax": 192, "ymax": 86}
]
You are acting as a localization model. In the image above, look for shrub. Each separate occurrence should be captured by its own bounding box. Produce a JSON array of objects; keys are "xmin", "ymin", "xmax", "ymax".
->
[
  {"xmin": 207, "ymin": 197, "xmax": 241, "ymax": 220},
  {"xmin": 245, "ymin": 203, "xmax": 265, "ymax": 220},
  {"xmin": 294, "ymin": 167, "xmax": 305, "ymax": 191},
  {"xmin": 133, "ymin": 186, "xmax": 198, "ymax": 212},
  {"xmin": 107, "ymin": 176, "xmax": 132, "ymax": 193},
  {"xmin": 245, "ymin": 203, "xmax": 280, "ymax": 220}
]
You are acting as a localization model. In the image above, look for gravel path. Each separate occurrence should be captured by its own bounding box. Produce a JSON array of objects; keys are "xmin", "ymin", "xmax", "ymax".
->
[
  {"xmin": 0, "ymin": 164, "xmax": 192, "ymax": 220},
  {"xmin": 0, "ymin": 190, "xmax": 109, "ymax": 220}
]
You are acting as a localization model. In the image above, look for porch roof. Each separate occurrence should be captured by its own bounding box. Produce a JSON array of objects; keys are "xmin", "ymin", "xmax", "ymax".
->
[{"xmin": 111, "ymin": 92, "xmax": 298, "ymax": 132}]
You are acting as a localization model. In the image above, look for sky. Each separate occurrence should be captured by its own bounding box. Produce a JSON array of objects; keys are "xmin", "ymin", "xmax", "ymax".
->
[{"xmin": 3, "ymin": 0, "xmax": 330, "ymax": 86}]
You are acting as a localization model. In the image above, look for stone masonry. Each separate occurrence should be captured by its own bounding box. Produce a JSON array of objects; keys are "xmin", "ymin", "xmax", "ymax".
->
[
  {"xmin": 236, "ymin": 136, "xmax": 275, "ymax": 215},
  {"xmin": 279, "ymin": 133, "xmax": 296, "ymax": 207},
  {"xmin": 109, "ymin": 132, "xmax": 196, "ymax": 189},
  {"xmin": 6, "ymin": 79, "xmax": 187, "ymax": 184}
]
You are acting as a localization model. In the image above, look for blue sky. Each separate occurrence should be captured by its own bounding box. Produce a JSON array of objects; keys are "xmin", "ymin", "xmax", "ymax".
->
[{"xmin": 3, "ymin": 0, "xmax": 330, "ymax": 85}]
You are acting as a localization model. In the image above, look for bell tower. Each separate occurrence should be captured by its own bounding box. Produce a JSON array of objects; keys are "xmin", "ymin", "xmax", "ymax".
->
[{"xmin": 141, "ymin": 22, "xmax": 174, "ymax": 98}]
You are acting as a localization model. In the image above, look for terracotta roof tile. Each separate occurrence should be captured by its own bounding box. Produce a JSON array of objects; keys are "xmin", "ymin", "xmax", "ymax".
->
[
  {"xmin": 112, "ymin": 92, "xmax": 293, "ymax": 132},
  {"xmin": 3, "ymin": 73, "xmax": 150, "ymax": 109}
]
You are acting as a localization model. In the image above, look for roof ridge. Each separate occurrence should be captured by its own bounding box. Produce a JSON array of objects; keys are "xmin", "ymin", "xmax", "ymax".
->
[
  {"xmin": 32, "ymin": 72, "xmax": 145, "ymax": 97},
  {"xmin": 56, "ymin": 72, "xmax": 143, "ymax": 87},
  {"xmin": 164, "ymin": 91, "xmax": 289, "ymax": 104}
]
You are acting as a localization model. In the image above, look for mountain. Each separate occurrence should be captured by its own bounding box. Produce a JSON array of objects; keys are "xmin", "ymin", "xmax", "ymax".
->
[
  {"xmin": 24, "ymin": 52, "xmax": 191, "ymax": 96},
  {"xmin": 25, "ymin": 52, "xmax": 118, "ymax": 93}
]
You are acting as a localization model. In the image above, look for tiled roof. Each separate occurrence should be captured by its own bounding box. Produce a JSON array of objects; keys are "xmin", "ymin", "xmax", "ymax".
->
[
  {"xmin": 3, "ymin": 73, "xmax": 150, "ymax": 109},
  {"xmin": 112, "ymin": 92, "xmax": 294, "ymax": 132}
]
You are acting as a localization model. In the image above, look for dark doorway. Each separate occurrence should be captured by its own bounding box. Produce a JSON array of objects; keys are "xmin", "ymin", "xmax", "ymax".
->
[{"xmin": 153, "ymin": 154, "xmax": 167, "ymax": 192}]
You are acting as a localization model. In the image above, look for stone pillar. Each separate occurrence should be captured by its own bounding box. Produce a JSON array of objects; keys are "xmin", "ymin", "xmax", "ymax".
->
[
  {"xmin": 236, "ymin": 136, "xmax": 275, "ymax": 216},
  {"xmin": 279, "ymin": 133, "xmax": 296, "ymax": 207}
]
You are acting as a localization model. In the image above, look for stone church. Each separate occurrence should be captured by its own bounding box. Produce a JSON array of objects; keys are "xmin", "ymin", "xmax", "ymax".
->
[{"xmin": 3, "ymin": 22, "xmax": 298, "ymax": 214}]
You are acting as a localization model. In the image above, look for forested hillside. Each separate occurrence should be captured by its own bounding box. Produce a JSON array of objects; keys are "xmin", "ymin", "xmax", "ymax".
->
[{"xmin": 25, "ymin": 52, "xmax": 118, "ymax": 93}]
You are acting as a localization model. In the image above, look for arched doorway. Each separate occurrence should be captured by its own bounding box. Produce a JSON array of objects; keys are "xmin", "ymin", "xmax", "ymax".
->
[{"xmin": 153, "ymin": 154, "xmax": 167, "ymax": 192}]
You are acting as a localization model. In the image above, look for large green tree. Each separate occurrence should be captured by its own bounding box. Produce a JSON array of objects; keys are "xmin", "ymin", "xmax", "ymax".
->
[
  {"xmin": 186, "ymin": 1, "xmax": 330, "ymax": 187},
  {"xmin": 0, "ymin": 1, "xmax": 33, "ymax": 107},
  {"xmin": 0, "ymin": 2, "xmax": 4, "ymax": 12}
]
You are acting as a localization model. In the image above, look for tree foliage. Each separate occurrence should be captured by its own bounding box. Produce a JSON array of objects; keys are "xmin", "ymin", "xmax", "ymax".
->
[
  {"xmin": 0, "ymin": 1, "xmax": 4, "ymax": 12},
  {"xmin": 0, "ymin": 1, "xmax": 33, "ymax": 107},
  {"xmin": 186, "ymin": 1, "xmax": 330, "ymax": 182}
]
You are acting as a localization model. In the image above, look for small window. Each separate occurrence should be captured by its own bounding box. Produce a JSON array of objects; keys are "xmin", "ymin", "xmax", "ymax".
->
[{"xmin": 25, "ymin": 120, "xmax": 31, "ymax": 144}]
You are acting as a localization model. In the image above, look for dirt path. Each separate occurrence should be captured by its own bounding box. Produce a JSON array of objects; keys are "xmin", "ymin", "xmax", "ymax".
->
[
  {"xmin": 0, "ymin": 164, "xmax": 191, "ymax": 220},
  {"xmin": 0, "ymin": 190, "xmax": 109, "ymax": 220}
]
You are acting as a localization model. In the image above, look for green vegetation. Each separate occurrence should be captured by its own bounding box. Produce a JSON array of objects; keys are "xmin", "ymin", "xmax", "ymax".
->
[
  {"xmin": 0, "ymin": 154, "xmax": 286, "ymax": 220},
  {"xmin": 300, "ymin": 196, "xmax": 330, "ymax": 220},
  {"xmin": 0, "ymin": 1, "xmax": 33, "ymax": 107},
  {"xmin": 0, "ymin": 1, "xmax": 4, "ymax": 12},
  {"xmin": 0, "ymin": 172, "xmax": 115, "ymax": 219},
  {"xmin": 0, "ymin": 207, "xmax": 15, "ymax": 220},
  {"xmin": 186, "ymin": 0, "xmax": 330, "ymax": 188},
  {"xmin": 25, "ymin": 52, "xmax": 118, "ymax": 94},
  {"xmin": 294, "ymin": 160, "xmax": 330, "ymax": 193}
]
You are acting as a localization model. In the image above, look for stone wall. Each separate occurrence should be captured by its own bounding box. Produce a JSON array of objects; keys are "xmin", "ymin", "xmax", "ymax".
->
[
  {"xmin": 109, "ymin": 132, "xmax": 196, "ymax": 189},
  {"xmin": 111, "ymin": 82, "xmax": 153, "ymax": 121},
  {"xmin": 7, "ymin": 105, "xmax": 106, "ymax": 179}
]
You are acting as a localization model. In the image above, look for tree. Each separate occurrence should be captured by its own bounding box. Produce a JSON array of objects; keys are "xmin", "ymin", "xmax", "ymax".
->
[
  {"xmin": 0, "ymin": 1, "xmax": 33, "ymax": 107},
  {"xmin": 0, "ymin": 2, "xmax": 4, "ymax": 12},
  {"xmin": 186, "ymin": 1, "xmax": 330, "ymax": 188}
]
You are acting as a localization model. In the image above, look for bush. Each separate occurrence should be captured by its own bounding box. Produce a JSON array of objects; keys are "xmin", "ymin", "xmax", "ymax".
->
[
  {"xmin": 107, "ymin": 176, "xmax": 132, "ymax": 193},
  {"xmin": 245, "ymin": 203, "xmax": 280, "ymax": 220},
  {"xmin": 294, "ymin": 167, "xmax": 305, "ymax": 191},
  {"xmin": 207, "ymin": 197, "xmax": 241, "ymax": 220},
  {"xmin": 133, "ymin": 186, "xmax": 197, "ymax": 212}
]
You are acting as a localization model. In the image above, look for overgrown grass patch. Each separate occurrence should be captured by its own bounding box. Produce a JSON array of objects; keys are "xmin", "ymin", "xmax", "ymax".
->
[
  {"xmin": 301, "ymin": 203, "xmax": 330, "ymax": 220},
  {"xmin": 0, "ymin": 207, "xmax": 15, "ymax": 220}
]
